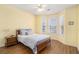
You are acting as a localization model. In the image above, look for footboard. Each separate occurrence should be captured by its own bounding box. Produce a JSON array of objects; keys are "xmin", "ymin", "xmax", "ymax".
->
[{"xmin": 37, "ymin": 38, "xmax": 51, "ymax": 53}]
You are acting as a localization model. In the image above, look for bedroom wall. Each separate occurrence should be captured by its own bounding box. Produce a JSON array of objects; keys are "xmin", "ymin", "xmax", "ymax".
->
[
  {"xmin": 64, "ymin": 5, "xmax": 77, "ymax": 47},
  {"xmin": 77, "ymin": 5, "xmax": 79, "ymax": 50},
  {"xmin": 36, "ymin": 5, "xmax": 78, "ymax": 49},
  {"xmin": 36, "ymin": 16, "xmax": 42, "ymax": 34},
  {"xmin": 0, "ymin": 5, "xmax": 36, "ymax": 47}
]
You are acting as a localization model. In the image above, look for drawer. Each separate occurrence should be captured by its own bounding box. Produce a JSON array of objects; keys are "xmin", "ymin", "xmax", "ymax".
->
[
  {"xmin": 5, "ymin": 41, "xmax": 17, "ymax": 47},
  {"xmin": 7, "ymin": 37, "xmax": 17, "ymax": 43}
]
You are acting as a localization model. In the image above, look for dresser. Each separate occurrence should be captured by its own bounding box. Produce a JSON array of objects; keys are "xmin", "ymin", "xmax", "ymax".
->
[{"xmin": 5, "ymin": 35, "xmax": 17, "ymax": 47}]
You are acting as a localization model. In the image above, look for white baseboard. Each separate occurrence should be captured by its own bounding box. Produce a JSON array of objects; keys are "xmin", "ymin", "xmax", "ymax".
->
[{"xmin": 52, "ymin": 38, "xmax": 77, "ymax": 48}]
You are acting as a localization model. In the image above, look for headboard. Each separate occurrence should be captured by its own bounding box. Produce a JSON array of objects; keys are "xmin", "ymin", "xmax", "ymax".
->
[
  {"xmin": 16, "ymin": 29, "xmax": 32, "ymax": 36},
  {"xmin": 16, "ymin": 30, "xmax": 20, "ymax": 38},
  {"xmin": 16, "ymin": 30, "xmax": 20, "ymax": 35}
]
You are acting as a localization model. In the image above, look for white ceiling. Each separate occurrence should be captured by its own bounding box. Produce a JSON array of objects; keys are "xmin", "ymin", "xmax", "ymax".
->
[{"xmin": 10, "ymin": 4, "xmax": 75, "ymax": 15}]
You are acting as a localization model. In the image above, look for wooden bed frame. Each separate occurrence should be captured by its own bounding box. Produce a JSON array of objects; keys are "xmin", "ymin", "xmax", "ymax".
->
[{"xmin": 16, "ymin": 30, "xmax": 51, "ymax": 53}]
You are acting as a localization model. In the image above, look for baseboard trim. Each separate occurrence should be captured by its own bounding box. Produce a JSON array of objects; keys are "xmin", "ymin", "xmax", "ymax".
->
[{"xmin": 53, "ymin": 39, "xmax": 77, "ymax": 49}]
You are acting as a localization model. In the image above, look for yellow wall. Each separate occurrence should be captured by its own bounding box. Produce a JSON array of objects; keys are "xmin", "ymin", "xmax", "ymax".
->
[
  {"xmin": 0, "ymin": 5, "xmax": 36, "ymax": 47},
  {"xmin": 64, "ymin": 6, "xmax": 77, "ymax": 47},
  {"xmin": 77, "ymin": 5, "xmax": 79, "ymax": 50},
  {"xmin": 36, "ymin": 5, "xmax": 79, "ymax": 49},
  {"xmin": 36, "ymin": 16, "xmax": 43, "ymax": 34}
]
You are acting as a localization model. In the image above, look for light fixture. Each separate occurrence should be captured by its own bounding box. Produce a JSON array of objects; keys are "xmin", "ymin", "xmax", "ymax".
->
[
  {"xmin": 38, "ymin": 8, "xmax": 44, "ymax": 12},
  {"xmin": 41, "ymin": 4, "xmax": 46, "ymax": 8},
  {"xmin": 35, "ymin": 4, "xmax": 46, "ymax": 12},
  {"xmin": 37, "ymin": 4, "xmax": 46, "ymax": 8}
]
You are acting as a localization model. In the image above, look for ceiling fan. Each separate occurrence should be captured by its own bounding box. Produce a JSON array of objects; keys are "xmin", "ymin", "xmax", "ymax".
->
[{"xmin": 35, "ymin": 4, "xmax": 47, "ymax": 12}]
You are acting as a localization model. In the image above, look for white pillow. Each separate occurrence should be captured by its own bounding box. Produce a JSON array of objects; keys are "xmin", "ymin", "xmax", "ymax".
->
[
  {"xmin": 27, "ymin": 29, "xmax": 33, "ymax": 35},
  {"xmin": 20, "ymin": 29, "xmax": 33, "ymax": 35},
  {"xmin": 20, "ymin": 29, "xmax": 28, "ymax": 35}
]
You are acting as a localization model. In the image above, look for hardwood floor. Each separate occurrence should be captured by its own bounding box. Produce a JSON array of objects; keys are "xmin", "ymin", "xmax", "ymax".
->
[
  {"xmin": 0, "ymin": 40, "xmax": 78, "ymax": 54},
  {"xmin": 40, "ymin": 40, "xmax": 78, "ymax": 54}
]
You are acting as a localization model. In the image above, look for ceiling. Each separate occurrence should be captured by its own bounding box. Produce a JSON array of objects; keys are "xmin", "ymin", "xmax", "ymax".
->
[{"xmin": 10, "ymin": 4, "xmax": 75, "ymax": 15}]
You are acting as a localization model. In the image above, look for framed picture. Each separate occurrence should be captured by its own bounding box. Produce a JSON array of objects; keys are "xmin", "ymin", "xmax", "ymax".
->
[{"xmin": 68, "ymin": 21, "xmax": 74, "ymax": 25}]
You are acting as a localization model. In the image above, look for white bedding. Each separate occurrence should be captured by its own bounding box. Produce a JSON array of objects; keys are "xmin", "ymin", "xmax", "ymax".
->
[{"xmin": 17, "ymin": 34, "xmax": 50, "ymax": 53}]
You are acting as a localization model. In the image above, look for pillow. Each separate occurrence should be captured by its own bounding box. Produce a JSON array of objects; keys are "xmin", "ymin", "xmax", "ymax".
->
[
  {"xmin": 27, "ymin": 29, "xmax": 33, "ymax": 35},
  {"xmin": 25, "ymin": 32, "xmax": 28, "ymax": 35},
  {"xmin": 20, "ymin": 29, "xmax": 33, "ymax": 35},
  {"xmin": 20, "ymin": 29, "xmax": 28, "ymax": 35}
]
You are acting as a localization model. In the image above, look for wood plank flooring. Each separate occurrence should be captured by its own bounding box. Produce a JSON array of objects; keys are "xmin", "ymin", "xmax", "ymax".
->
[{"xmin": 0, "ymin": 40, "xmax": 78, "ymax": 54}]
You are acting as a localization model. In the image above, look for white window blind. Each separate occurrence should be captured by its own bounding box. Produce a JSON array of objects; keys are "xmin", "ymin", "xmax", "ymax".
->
[
  {"xmin": 41, "ymin": 16, "xmax": 47, "ymax": 33},
  {"xmin": 48, "ymin": 16, "xmax": 57, "ymax": 34},
  {"xmin": 59, "ymin": 15, "xmax": 64, "ymax": 35}
]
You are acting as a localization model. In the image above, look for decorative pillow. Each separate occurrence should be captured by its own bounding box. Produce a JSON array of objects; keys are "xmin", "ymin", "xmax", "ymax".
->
[
  {"xmin": 20, "ymin": 29, "xmax": 28, "ymax": 35},
  {"xmin": 27, "ymin": 29, "xmax": 33, "ymax": 35},
  {"xmin": 20, "ymin": 29, "xmax": 33, "ymax": 35},
  {"xmin": 25, "ymin": 32, "xmax": 28, "ymax": 35}
]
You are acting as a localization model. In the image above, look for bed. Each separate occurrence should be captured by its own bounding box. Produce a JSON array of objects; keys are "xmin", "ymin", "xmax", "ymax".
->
[{"xmin": 16, "ymin": 29, "xmax": 51, "ymax": 54}]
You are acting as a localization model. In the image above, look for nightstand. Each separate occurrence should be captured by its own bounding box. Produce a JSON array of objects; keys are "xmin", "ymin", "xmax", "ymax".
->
[{"xmin": 5, "ymin": 36, "xmax": 17, "ymax": 47}]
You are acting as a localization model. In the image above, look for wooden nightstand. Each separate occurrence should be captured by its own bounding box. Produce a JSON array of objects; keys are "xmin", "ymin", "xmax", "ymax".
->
[{"xmin": 5, "ymin": 35, "xmax": 17, "ymax": 47}]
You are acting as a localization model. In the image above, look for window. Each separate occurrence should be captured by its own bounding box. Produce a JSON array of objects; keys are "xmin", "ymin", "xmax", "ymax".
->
[
  {"xmin": 59, "ymin": 15, "xmax": 64, "ymax": 35},
  {"xmin": 48, "ymin": 16, "xmax": 57, "ymax": 34},
  {"xmin": 41, "ymin": 16, "xmax": 46, "ymax": 33}
]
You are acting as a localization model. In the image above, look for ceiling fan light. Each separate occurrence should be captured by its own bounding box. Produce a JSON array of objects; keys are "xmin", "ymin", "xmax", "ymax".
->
[
  {"xmin": 37, "ymin": 4, "xmax": 41, "ymax": 7},
  {"xmin": 42, "ymin": 4, "xmax": 47, "ymax": 8},
  {"xmin": 37, "ymin": 4, "xmax": 46, "ymax": 8},
  {"xmin": 38, "ymin": 8, "xmax": 44, "ymax": 12}
]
